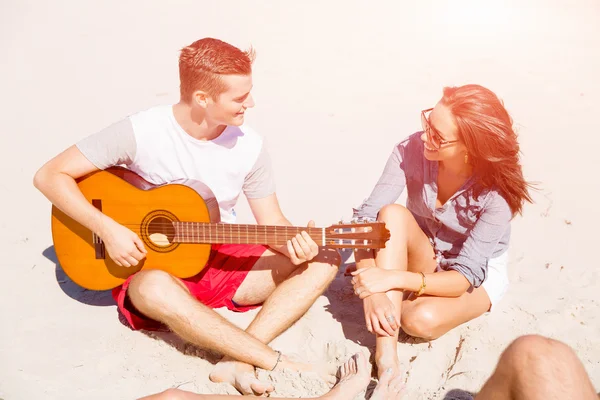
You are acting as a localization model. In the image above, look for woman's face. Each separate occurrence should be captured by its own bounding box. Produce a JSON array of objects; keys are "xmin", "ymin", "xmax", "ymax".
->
[{"xmin": 421, "ymin": 102, "xmax": 467, "ymax": 162}]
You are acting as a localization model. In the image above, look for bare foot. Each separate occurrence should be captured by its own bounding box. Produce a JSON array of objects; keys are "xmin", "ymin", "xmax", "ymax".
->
[
  {"xmin": 209, "ymin": 356, "xmax": 274, "ymax": 395},
  {"xmin": 370, "ymin": 368, "xmax": 405, "ymax": 400},
  {"xmin": 277, "ymin": 355, "xmax": 339, "ymax": 386},
  {"xmin": 322, "ymin": 352, "xmax": 372, "ymax": 400},
  {"xmin": 376, "ymin": 354, "xmax": 400, "ymax": 379}
]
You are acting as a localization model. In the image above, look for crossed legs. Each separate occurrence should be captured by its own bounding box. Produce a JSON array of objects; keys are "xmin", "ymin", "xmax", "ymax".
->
[
  {"xmin": 138, "ymin": 352, "xmax": 405, "ymax": 400},
  {"xmin": 356, "ymin": 204, "xmax": 492, "ymax": 377},
  {"xmin": 139, "ymin": 335, "xmax": 597, "ymax": 400}
]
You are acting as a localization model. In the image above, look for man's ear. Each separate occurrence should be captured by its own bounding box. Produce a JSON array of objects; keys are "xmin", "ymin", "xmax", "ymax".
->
[{"xmin": 193, "ymin": 90, "xmax": 210, "ymax": 108}]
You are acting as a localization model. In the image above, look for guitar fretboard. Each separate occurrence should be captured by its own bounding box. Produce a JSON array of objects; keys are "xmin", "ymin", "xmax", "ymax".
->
[{"xmin": 172, "ymin": 222, "xmax": 326, "ymax": 246}]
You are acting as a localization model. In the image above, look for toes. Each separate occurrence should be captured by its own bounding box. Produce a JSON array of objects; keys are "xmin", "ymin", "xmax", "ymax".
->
[
  {"xmin": 354, "ymin": 352, "xmax": 368, "ymax": 372},
  {"xmin": 238, "ymin": 383, "xmax": 256, "ymax": 396},
  {"xmin": 326, "ymin": 375, "xmax": 337, "ymax": 386},
  {"xmin": 340, "ymin": 361, "xmax": 348, "ymax": 379},
  {"xmin": 250, "ymin": 379, "xmax": 274, "ymax": 395},
  {"xmin": 350, "ymin": 358, "xmax": 357, "ymax": 375},
  {"xmin": 351, "ymin": 353, "xmax": 362, "ymax": 374}
]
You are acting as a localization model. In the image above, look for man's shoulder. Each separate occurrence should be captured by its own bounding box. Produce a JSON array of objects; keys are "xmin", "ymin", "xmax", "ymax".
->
[
  {"xmin": 129, "ymin": 104, "xmax": 173, "ymax": 124},
  {"xmin": 224, "ymin": 123, "xmax": 265, "ymax": 151}
]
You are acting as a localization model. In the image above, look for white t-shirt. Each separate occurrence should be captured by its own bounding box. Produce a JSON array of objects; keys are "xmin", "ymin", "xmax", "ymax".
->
[{"xmin": 77, "ymin": 104, "xmax": 275, "ymax": 223}]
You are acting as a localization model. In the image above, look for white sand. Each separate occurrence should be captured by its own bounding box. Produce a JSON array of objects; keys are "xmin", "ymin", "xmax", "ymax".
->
[{"xmin": 1, "ymin": 0, "xmax": 599, "ymax": 398}]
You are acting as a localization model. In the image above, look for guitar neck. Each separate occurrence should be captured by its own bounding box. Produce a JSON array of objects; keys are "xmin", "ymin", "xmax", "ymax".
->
[{"xmin": 173, "ymin": 222, "xmax": 326, "ymax": 246}]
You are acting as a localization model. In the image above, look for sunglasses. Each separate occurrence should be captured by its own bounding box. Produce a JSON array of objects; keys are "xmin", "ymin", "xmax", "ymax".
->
[{"xmin": 421, "ymin": 108, "xmax": 459, "ymax": 149}]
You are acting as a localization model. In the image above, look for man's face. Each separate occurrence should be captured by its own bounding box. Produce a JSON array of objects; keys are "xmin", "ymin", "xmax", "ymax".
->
[{"xmin": 207, "ymin": 74, "xmax": 255, "ymax": 126}]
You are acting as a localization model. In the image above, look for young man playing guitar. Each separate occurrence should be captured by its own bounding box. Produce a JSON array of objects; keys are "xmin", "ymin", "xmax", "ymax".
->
[{"xmin": 33, "ymin": 38, "xmax": 342, "ymax": 395}]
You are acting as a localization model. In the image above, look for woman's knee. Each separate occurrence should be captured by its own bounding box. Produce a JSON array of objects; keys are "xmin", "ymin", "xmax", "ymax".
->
[
  {"xmin": 377, "ymin": 204, "xmax": 411, "ymax": 223},
  {"xmin": 400, "ymin": 303, "xmax": 439, "ymax": 340}
]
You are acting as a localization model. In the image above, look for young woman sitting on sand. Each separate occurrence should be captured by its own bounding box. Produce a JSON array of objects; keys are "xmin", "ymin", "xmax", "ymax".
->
[{"xmin": 349, "ymin": 84, "xmax": 533, "ymax": 377}]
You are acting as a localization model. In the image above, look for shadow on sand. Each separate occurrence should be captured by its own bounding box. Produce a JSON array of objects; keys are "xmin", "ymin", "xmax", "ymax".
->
[{"xmin": 43, "ymin": 245, "xmax": 115, "ymax": 307}]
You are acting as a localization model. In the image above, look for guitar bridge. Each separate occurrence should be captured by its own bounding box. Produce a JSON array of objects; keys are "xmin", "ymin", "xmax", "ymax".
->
[{"xmin": 92, "ymin": 199, "xmax": 106, "ymax": 259}]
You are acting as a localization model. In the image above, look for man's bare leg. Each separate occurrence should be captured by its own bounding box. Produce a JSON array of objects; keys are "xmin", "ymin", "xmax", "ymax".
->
[
  {"xmin": 475, "ymin": 335, "xmax": 597, "ymax": 400},
  {"xmin": 210, "ymin": 248, "xmax": 341, "ymax": 388},
  {"xmin": 127, "ymin": 270, "xmax": 279, "ymax": 395},
  {"xmin": 139, "ymin": 352, "xmax": 383, "ymax": 400}
]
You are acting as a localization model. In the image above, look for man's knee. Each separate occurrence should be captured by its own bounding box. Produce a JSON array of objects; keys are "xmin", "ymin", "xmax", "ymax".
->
[
  {"xmin": 304, "ymin": 248, "xmax": 341, "ymax": 287},
  {"xmin": 494, "ymin": 334, "xmax": 597, "ymax": 397},
  {"xmin": 401, "ymin": 303, "xmax": 438, "ymax": 341},
  {"xmin": 128, "ymin": 269, "xmax": 183, "ymax": 309},
  {"xmin": 500, "ymin": 335, "xmax": 576, "ymax": 373}
]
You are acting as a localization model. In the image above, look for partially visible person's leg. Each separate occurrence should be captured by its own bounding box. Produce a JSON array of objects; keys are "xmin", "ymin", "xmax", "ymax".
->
[
  {"xmin": 475, "ymin": 335, "xmax": 597, "ymax": 400},
  {"xmin": 355, "ymin": 204, "xmax": 437, "ymax": 377}
]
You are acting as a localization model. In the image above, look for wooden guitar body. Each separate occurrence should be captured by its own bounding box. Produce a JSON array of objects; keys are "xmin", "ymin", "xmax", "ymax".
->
[{"xmin": 51, "ymin": 167, "xmax": 220, "ymax": 290}]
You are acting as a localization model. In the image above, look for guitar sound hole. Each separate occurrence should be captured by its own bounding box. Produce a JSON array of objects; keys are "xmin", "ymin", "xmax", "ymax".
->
[{"xmin": 147, "ymin": 216, "xmax": 176, "ymax": 247}]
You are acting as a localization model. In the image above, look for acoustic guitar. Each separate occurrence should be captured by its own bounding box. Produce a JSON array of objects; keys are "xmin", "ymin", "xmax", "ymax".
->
[{"xmin": 51, "ymin": 167, "xmax": 390, "ymax": 291}]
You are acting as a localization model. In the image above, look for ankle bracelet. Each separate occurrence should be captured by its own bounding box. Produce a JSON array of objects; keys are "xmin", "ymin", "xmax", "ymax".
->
[{"xmin": 271, "ymin": 350, "xmax": 282, "ymax": 371}]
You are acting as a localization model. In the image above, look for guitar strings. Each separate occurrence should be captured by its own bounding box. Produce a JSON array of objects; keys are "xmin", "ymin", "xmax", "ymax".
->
[{"xmin": 97, "ymin": 230, "xmax": 382, "ymax": 246}]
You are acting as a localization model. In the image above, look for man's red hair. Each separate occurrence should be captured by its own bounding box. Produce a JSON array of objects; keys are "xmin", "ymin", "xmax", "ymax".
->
[{"xmin": 179, "ymin": 38, "xmax": 255, "ymax": 101}]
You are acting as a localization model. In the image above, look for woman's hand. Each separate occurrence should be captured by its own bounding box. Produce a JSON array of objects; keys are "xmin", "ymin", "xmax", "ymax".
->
[
  {"xmin": 362, "ymin": 293, "xmax": 399, "ymax": 336},
  {"xmin": 351, "ymin": 267, "xmax": 400, "ymax": 299}
]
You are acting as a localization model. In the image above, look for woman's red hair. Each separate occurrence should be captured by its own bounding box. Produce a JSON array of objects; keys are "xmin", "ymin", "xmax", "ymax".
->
[{"xmin": 441, "ymin": 84, "xmax": 533, "ymax": 216}]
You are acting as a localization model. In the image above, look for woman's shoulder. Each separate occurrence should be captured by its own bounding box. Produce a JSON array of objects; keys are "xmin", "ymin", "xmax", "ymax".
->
[
  {"xmin": 396, "ymin": 131, "xmax": 423, "ymax": 146},
  {"xmin": 474, "ymin": 186, "xmax": 512, "ymax": 216},
  {"xmin": 394, "ymin": 131, "xmax": 424, "ymax": 156}
]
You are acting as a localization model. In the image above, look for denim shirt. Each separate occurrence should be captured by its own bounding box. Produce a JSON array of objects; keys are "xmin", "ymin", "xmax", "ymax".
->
[{"xmin": 352, "ymin": 132, "xmax": 512, "ymax": 287}]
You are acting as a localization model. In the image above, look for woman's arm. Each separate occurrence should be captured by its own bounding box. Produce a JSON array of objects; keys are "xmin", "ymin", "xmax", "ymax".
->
[
  {"xmin": 448, "ymin": 192, "xmax": 513, "ymax": 288},
  {"xmin": 352, "ymin": 193, "xmax": 513, "ymax": 298},
  {"xmin": 394, "ymin": 270, "xmax": 470, "ymax": 297},
  {"xmin": 352, "ymin": 268, "xmax": 470, "ymax": 298}
]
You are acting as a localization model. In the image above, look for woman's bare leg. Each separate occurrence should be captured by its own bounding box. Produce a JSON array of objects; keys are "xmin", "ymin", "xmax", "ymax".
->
[
  {"xmin": 355, "ymin": 204, "xmax": 437, "ymax": 377},
  {"xmin": 400, "ymin": 287, "xmax": 491, "ymax": 340}
]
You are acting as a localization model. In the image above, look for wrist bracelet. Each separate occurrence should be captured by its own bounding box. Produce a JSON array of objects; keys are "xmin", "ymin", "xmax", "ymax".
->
[{"xmin": 415, "ymin": 272, "xmax": 427, "ymax": 296}]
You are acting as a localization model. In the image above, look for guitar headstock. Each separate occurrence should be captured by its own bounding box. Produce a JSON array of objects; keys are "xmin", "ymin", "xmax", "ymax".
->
[{"xmin": 324, "ymin": 221, "xmax": 390, "ymax": 249}]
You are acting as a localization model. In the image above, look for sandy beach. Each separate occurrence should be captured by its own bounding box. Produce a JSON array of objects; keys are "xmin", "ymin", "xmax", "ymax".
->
[{"xmin": 1, "ymin": 0, "xmax": 599, "ymax": 398}]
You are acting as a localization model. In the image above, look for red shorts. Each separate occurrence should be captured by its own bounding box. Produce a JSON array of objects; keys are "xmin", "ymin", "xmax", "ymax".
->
[{"xmin": 111, "ymin": 244, "xmax": 268, "ymax": 331}]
